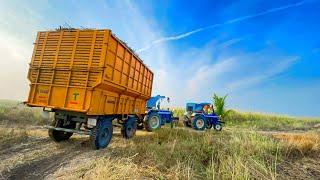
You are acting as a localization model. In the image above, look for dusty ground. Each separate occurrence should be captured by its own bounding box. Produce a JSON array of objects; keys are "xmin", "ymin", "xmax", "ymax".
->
[
  {"xmin": 0, "ymin": 126, "xmax": 319, "ymax": 180},
  {"xmin": 0, "ymin": 127, "xmax": 143, "ymax": 180}
]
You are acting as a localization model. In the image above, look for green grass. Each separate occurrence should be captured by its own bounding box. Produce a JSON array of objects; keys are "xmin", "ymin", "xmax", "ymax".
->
[
  {"xmin": 0, "ymin": 99, "xmax": 50, "ymax": 126},
  {"xmin": 171, "ymin": 107, "xmax": 320, "ymax": 131},
  {"xmin": 172, "ymin": 108, "xmax": 185, "ymax": 118},
  {"xmin": 224, "ymin": 110, "xmax": 320, "ymax": 131}
]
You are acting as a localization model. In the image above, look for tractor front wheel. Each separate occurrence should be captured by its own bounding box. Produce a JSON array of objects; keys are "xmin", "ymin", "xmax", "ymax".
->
[
  {"xmin": 121, "ymin": 117, "xmax": 137, "ymax": 139},
  {"xmin": 192, "ymin": 116, "xmax": 206, "ymax": 131},
  {"xmin": 214, "ymin": 124, "xmax": 222, "ymax": 131},
  {"xmin": 144, "ymin": 112, "xmax": 161, "ymax": 132},
  {"xmin": 90, "ymin": 118, "xmax": 113, "ymax": 150}
]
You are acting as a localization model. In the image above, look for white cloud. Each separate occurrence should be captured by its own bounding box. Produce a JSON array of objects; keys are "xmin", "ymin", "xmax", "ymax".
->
[
  {"xmin": 227, "ymin": 56, "xmax": 299, "ymax": 90},
  {"xmin": 186, "ymin": 58, "xmax": 235, "ymax": 96}
]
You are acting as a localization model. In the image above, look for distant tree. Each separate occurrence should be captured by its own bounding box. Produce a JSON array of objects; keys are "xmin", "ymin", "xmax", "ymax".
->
[{"xmin": 212, "ymin": 93, "xmax": 231, "ymax": 119}]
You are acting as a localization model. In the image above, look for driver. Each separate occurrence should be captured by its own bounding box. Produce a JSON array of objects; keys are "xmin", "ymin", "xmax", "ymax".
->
[{"xmin": 203, "ymin": 105, "xmax": 209, "ymax": 114}]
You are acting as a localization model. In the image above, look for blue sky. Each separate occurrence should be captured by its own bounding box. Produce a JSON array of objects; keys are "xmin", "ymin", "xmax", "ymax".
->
[{"xmin": 0, "ymin": 0, "xmax": 319, "ymax": 116}]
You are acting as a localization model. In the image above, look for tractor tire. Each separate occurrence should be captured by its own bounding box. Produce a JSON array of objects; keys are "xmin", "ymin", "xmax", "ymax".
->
[
  {"xmin": 214, "ymin": 123, "xmax": 222, "ymax": 131},
  {"xmin": 183, "ymin": 115, "xmax": 191, "ymax": 127},
  {"xmin": 144, "ymin": 112, "xmax": 161, "ymax": 132},
  {"xmin": 121, "ymin": 117, "xmax": 137, "ymax": 139},
  {"xmin": 49, "ymin": 118, "xmax": 75, "ymax": 142},
  {"xmin": 90, "ymin": 117, "xmax": 113, "ymax": 150},
  {"xmin": 191, "ymin": 116, "xmax": 206, "ymax": 131}
]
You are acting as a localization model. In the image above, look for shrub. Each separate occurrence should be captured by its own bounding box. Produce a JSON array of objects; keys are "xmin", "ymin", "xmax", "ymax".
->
[{"xmin": 212, "ymin": 93, "xmax": 231, "ymax": 118}]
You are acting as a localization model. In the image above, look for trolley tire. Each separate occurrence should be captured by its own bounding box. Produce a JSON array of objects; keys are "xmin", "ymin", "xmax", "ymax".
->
[
  {"xmin": 90, "ymin": 117, "xmax": 113, "ymax": 150},
  {"xmin": 121, "ymin": 117, "xmax": 137, "ymax": 139},
  {"xmin": 48, "ymin": 118, "xmax": 75, "ymax": 142}
]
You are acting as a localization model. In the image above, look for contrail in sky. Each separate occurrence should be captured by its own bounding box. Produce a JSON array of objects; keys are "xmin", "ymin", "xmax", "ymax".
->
[{"xmin": 137, "ymin": 1, "xmax": 306, "ymax": 53}]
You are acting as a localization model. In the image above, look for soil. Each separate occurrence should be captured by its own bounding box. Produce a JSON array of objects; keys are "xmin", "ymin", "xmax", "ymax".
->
[{"xmin": 0, "ymin": 132, "xmax": 91, "ymax": 180}]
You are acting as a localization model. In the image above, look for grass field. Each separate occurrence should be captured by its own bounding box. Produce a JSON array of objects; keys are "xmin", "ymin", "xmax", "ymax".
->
[
  {"xmin": 0, "ymin": 100, "xmax": 319, "ymax": 179},
  {"xmin": 0, "ymin": 99, "xmax": 50, "ymax": 126},
  {"xmin": 225, "ymin": 110, "xmax": 320, "ymax": 131}
]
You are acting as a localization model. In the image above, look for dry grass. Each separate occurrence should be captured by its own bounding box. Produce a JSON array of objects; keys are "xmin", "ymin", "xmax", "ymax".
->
[
  {"xmin": 0, "ymin": 127, "xmax": 28, "ymax": 150},
  {"xmin": 273, "ymin": 132, "xmax": 320, "ymax": 155},
  {"xmin": 1, "ymin": 100, "xmax": 320, "ymax": 179},
  {"xmin": 51, "ymin": 128, "xmax": 281, "ymax": 180}
]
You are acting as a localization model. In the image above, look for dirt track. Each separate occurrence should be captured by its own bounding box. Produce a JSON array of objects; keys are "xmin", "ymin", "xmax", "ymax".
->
[{"xmin": 0, "ymin": 128, "xmax": 117, "ymax": 180}]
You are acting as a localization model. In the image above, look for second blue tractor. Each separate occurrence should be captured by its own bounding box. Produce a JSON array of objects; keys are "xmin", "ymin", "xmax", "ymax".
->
[{"xmin": 183, "ymin": 103, "xmax": 224, "ymax": 131}]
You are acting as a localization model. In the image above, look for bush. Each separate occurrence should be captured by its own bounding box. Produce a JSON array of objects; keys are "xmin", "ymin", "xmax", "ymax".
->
[{"xmin": 212, "ymin": 93, "xmax": 231, "ymax": 118}]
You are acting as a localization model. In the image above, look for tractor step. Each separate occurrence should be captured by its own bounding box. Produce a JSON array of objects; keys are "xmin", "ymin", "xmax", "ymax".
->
[{"xmin": 44, "ymin": 125, "xmax": 92, "ymax": 135}]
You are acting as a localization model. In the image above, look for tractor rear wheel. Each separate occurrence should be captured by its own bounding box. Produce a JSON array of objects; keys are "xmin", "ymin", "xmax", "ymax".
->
[
  {"xmin": 144, "ymin": 112, "xmax": 161, "ymax": 132},
  {"xmin": 191, "ymin": 116, "xmax": 206, "ymax": 131},
  {"xmin": 90, "ymin": 117, "xmax": 113, "ymax": 150},
  {"xmin": 121, "ymin": 117, "xmax": 137, "ymax": 139},
  {"xmin": 49, "ymin": 118, "xmax": 75, "ymax": 142}
]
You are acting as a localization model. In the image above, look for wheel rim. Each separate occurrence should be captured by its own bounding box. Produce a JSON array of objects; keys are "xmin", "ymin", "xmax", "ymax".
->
[
  {"xmin": 196, "ymin": 119, "xmax": 205, "ymax": 129},
  {"xmin": 99, "ymin": 127, "xmax": 109, "ymax": 146},
  {"xmin": 215, "ymin": 124, "xmax": 221, "ymax": 130},
  {"xmin": 126, "ymin": 124, "xmax": 134, "ymax": 136},
  {"xmin": 150, "ymin": 116, "xmax": 160, "ymax": 129}
]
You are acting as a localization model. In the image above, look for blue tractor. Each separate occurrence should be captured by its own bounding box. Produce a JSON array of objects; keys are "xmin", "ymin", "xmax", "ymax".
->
[
  {"xmin": 183, "ymin": 103, "xmax": 224, "ymax": 131},
  {"xmin": 138, "ymin": 95, "xmax": 179, "ymax": 131}
]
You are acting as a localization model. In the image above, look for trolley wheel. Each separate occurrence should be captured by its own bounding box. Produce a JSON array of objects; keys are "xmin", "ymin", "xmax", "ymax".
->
[
  {"xmin": 121, "ymin": 117, "xmax": 137, "ymax": 139},
  {"xmin": 49, "ymin": 118, "xmax": 75, "ymax": 142},
  {"xmin": 191, "ymin": 116, "xmax": 206, "ymax": 131},
  {"xmin": 144, "ymin": 112, "xmax": 161, "ymax": 132},
  {"xmin": 90, "ymin": 117, "xmax": 113, "ymax": 150}
]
